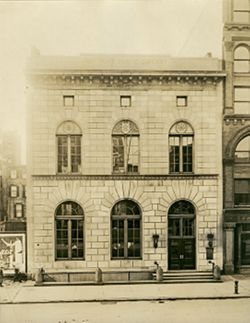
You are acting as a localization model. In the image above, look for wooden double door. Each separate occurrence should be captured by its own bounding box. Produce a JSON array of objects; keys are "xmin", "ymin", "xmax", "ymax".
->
[{"xmin": 168, "ymin": 214, "xmax": 196, "ymax": 270}]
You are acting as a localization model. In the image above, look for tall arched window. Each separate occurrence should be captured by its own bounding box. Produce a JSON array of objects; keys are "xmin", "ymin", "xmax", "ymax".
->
[
  {"xmin": 111, "ymin": 200, "xmax": 141, "ymax": 259},
  {"xmin": 56, "ymin": 121, "xmax": 82, "ymax": 174},
  {"xmin": 55, "ymin": 201, "xmax": 84, "ymax": 260},
  {"xmin": 234, "ymin": 46, "xmax": 250, "ymax": 73},
  {"xmin": 169, "ymin": 121, "xmax": 194, "ymax": 173},
  {"xmin": 234, "ymin": 135, "xmax": 250, "ymax": 206},
  {"xmin": 234, "ymin": 135, "xmax": 250, "ymax": 163},
  {"xmin": 112, "ymin": 120, "xmax": 139, "ymax": 174}
]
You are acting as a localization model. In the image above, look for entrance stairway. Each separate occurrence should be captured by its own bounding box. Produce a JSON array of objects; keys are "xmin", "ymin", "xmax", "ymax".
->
[{"xmin": 152, "ymin": 270, "xmax": 221, "ymax": 283}]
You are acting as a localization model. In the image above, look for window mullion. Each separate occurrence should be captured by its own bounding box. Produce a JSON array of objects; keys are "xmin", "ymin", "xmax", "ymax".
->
[
  {"xmin": 124, "ymin": 136, "xmax": 128, "ymax": 173},
  {"xmin": 124, "ymin": 219, "xmax": 128, "ymax": 258},
  {"xmin": 180, "ymin": 136, "xmax": 183, "ymax": 173},
  {"xmin": 68, "ymin": 136, "xmax": 71, "ymax": 173}
]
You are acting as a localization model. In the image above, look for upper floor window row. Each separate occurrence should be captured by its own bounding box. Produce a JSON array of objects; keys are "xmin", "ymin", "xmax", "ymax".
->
[
  {"xmin": 57, "ymin": 120, "xmax": 194, "ymax": 175},
  {"xmin": 233, "ymin": 0, "xmax": 250, "ymax": 23},
  {"xmin": 234, "ymin": 46, "xmax": 250, "ymax": 73},
  {"xmin": 234, "ymin": 87, "xmax": 250, "ymax": 114}
]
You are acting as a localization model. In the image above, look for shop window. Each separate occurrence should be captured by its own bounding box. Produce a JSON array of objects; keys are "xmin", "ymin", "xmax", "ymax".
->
[
  {"xmin": 111, "ymin": 200, "xmax": 141, "ymax": 259},
  {"xmin": 234, "ymin": 135, "xmax": 250, "ymax": 163},
  {"xmin": 56, "ymin": 121, "xmax": 82, "ymax": 174},
  {"xmin": 10, "ymin": 185, "xmax": 18, "ymax": 198},
  {"xmin": 169, "ymin": 121, "xmax": 194, "ymax": 174},
  {"xmin": 15, "ymin": 203, "xmax": 23, "ymax": 218},
  {"xmin": 55, "ymin": 201, "xmax": 84, "ymax": 260},
  {"xmin": 235, "ymin": 179, "xmax": 250, "ymax": 206},
  {"xmin": 234, "ymin": 46, "xmax": 250, "ymax": 73},
  {"xmin": 112, "ymin": 120, "xmax": 139, "ymax": 174}
]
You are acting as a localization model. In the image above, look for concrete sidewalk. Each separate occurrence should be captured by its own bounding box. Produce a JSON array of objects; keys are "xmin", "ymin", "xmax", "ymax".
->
[{"xmin": 0, "ymin": 275, "xmax": 250, "ymax": 304}]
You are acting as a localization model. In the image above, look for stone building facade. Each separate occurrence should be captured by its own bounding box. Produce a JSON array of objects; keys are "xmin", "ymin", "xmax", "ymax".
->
[
  {"xmin": 26, "ymin": 54, "xmax": 224, "ymax": 277},
  {"xmin": 223, "ymin": 0, "xmax": 250, "ymax": 274}
]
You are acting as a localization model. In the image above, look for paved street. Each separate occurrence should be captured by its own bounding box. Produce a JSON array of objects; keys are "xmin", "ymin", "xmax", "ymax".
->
[{"xmin": 1, "ymin": 299, "xmax": 250, "ymax": 323}]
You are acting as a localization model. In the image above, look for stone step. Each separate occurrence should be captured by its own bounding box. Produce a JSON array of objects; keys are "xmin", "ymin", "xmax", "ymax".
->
[{"xmin": 152, "ymin": 271, "xmax": 217, "ymax": 283}]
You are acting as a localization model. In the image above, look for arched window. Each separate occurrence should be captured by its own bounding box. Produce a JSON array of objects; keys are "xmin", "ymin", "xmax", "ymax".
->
[
  {"xmin": 234, "ymin": 135, "xmax": 250, "ymax": 163},
  {"xmin": 55, "ymin": 201, "xmax": 84, "ymax": 260},
  {"xmin": 234, "ymin": 46, "xmax": 250, "ymax": 73},
  {"xmin": 111, "ymin": 200, "xmax": 141, "ymax": 259},
  {"xmin": 169, "ymin": 121, "xmax": 194, "ymax": 173},
  {"xmin": 234, "ymin": 136, "xmax": 250, "ymax": 206},
  {"xmin": 56, "ymin": 121, "xmax": 82, "ymax": 174},
  {"xmin": 112, "ymin": 120, "xmax": 139, "ymax": 174}
]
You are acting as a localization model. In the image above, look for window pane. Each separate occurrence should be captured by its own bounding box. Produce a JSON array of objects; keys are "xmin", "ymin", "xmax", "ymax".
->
[
  {"xmin": 235, "ymin": 180, "xmax": 250, "ymax": 205},
  {"xmin": 112, "ymin": 220, "xmax": 124, "ymax": 258},
  {"xmin": 234, "ymin": 102, "xmax": 250, "ymax": 114},
  {"xmin": 183, "ymin": 218, "xmax": 195, "ymax": 236},
  {"xmin": 168, "ymin": 218, "xmax": 180, "ymax": 236},
  {"xmin": 56, "ymin": 219, "xmax": 69, "ymax": 258},
  {"xmin": 234, "ymin": 61, "xmax": 249, "ymax": 73},
  {"xmin": 127, "ymin": 219, "xmax": 141, "ymax": 257},
  {"xmin": 113, "ymin": 136, "xmax": 125, "ymax": 173},
  {"xmin": 235, "ymin": 88, "xmax": 250, "ymax": 101},
  {"xmin": 127, "ymin": 136, "xmax": 139, "ymax": 173},
  {"xmin": 57, "ymin": 136, "xmax": 68, "ymax": 173},
  {"xmin": 235, "ymin": 136, "xmax": 250, "ymax": 162},
  {"xmin": 71, "ymin": 220, "xmax": 84, "ymax": 258},
  {"xmin": 70, "ymin": 135, "xmax": 81, "ymax": 173},
  {"xmin": 182, "ymin": 136, "xmax": 193, "ymax": 173},
  {"xmin": 169, "ymin": 136, "xmax": 180, "ymax": 173},
  {"xmin": 233, "ymin": 11, "xmax": 250, "ymax": 22}
]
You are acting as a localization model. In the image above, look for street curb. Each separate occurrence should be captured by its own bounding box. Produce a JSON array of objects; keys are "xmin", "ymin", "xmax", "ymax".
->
[{"xmin": 1, "ymin": 295, "xmax": 250, "ymax": 305}]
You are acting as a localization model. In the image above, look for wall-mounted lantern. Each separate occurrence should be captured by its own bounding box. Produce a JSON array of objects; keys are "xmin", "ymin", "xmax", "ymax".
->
[
  {"xmin": 206, "ymin": 233, "xmax": 214, "ymax": 260},
  {"xmin": 152, "ymin": 234, "xmax": 159, "ymax": 249}
]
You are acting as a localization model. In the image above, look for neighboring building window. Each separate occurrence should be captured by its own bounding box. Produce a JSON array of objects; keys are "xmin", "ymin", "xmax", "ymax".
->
[
  {"xmin": 112, "ymin": 120, "xmax": 139, "ymax": 174},
  {"xmin": 120, "ymin": 96, "xmax": 131, "ymax": 107},
  {"xmin": 233, "ymin": 0, "xmax": 250, "ymax": 23},
  {"xmin": 10, "ymin": 170, "xmax": 17, "ymax": 179},
  {"xmin": 56, "ymin": 121, "xmax": 82, "ymax": 174},
  {"xmin": 63, "ymin": 95, "xmax": 75, "ymax": 107},
  {"xmin": 234, "ymin": 46, "xmax": 250, "ymax": 73},
  {"xmin": 235, "ymin": 179, "xmax": 250, "ymax": 206},
  {"xmin": 234, "ymin": 87, "xmax": 250, "ymax": 114},
  {"xmin": 10, "ymin": 185, "xmax": 18, "ymax": 197},
  {"xmin": 169, "ymin": 121, "xmax": 194, "ymax": 173},
  {"xmin": 15, "ymin": 203, "xmax": 23, "ymax": 218},
  {"xmin": 55, "ymin": 201, "xmax": 84, "ymax": 260},
  {"xmin": 234, "ymin": 135, "xmax": 250, "ymax": 163},
  {"xmin": 111, "ymin": 200, "xmax": 141, "ymax": 259},
  {"xmin": 22, "ymin": 185, "xmax": 26, "ymax": 198},
  {"xmin": 176, "ymin": 96, "xmax": 188, "ymax": 107}
]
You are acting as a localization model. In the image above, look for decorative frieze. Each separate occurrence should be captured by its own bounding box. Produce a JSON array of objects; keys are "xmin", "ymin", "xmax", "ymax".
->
[
  {"xmin": 32, "ymin": 174, "xmax": 219, "ymax": 181},
  {"xmin": 28, "ymin": 73, "xmax": 224, "ymax": 89}
]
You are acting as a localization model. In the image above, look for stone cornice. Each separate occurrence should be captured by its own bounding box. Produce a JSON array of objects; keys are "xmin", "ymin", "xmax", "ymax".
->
[
  {"xmin": 32, "ymin": 174, "xmax": 219, "ymax": 181},
  {"xmin": 27, "ymin": 72, "xmax": 225, "ymax": 89},
  {"xmin": 224, "ymin": 114, "xmax": 250, "ymax": 126},
  {"xmin": 224, "ymin": 23, "xmax": 250, "ymax": 31}
]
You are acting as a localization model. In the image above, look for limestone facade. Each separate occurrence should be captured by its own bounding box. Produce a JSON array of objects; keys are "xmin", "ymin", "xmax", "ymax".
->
[{"xmin": 26, "ymin": 54, "xmax": 224, "ymax": 274}]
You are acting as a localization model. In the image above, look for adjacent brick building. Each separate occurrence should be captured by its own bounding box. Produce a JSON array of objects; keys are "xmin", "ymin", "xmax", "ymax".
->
[
  {"xmin": 26, "ymin": 53, "xmax": 224, "ymax": 278},
  {"xmin": 223, "ymin": 0, "xmax": 250, "ymax": 274}
]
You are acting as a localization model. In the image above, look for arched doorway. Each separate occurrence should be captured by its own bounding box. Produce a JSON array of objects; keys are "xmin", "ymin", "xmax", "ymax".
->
[{"xmin": 168, "ymin": 200, "xmax": 196, "ymax": 270}]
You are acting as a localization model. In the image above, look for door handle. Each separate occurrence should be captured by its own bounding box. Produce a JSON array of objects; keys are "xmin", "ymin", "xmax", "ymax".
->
[{"xmin": 179, "ymin": 254, "xmax": 184, "ymax": 259}]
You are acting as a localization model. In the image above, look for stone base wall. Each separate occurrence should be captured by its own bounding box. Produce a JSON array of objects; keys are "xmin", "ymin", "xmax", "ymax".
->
[{"xmin": 27, "ymin": 176, "xmax": 223, "ymax": 274}]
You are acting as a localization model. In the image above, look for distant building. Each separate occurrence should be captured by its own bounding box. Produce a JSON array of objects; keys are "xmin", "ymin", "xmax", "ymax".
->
[
  {"xmin": 223, "ymin": 0, "xmax": 250, "ymax": 274},
  {"xmin": 0, "ymin": 132, "xmax": 21, "ymax": 166},
  {"xmin": 26, "ymin": 53, "xmax": 224, "ymax": 277}
]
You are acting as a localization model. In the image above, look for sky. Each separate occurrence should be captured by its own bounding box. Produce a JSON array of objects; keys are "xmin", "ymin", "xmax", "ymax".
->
[{"xmin": 0, "ymin": 0, "xmax": 223, "ymax": 163}]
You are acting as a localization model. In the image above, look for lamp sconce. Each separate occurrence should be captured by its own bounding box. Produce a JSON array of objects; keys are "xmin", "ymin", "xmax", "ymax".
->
[
  {"xmin": 207, "ymin": 233, "xmax": 214, "ymax": 247},
  {"xmin": 152, "ymin": 234, "xmax": 159, "ymax": 249}
]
